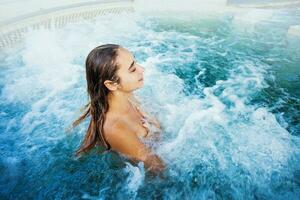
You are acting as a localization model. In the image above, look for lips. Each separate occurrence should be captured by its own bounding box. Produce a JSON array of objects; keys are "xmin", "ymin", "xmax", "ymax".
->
[{"xmin": 139, "ymin": 78, "xmax": 144, "ymax": 81}]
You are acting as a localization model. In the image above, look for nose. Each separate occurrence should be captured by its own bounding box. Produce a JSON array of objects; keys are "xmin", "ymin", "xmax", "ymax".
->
[{"xmin": 138, "ymin": 65, "xmax": 145, "ymax": 73}]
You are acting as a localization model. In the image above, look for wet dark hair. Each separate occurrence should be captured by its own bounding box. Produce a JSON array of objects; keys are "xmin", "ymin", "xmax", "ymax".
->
[{"xmin": 72, "ymin": 44, "xmax": 121, "ymax": 157}]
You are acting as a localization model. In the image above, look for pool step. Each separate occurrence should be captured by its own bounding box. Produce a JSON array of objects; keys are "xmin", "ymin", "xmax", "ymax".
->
[
  {"xmin": 227, "ymin": 0, "xmax": 300, "ymax": 8},
  {"xmin": 288, "ymin": 25, "xmax": 300, "ymax": 37}
]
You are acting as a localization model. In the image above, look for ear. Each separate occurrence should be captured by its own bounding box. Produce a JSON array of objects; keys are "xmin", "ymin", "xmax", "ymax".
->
[{"xmin": 103, "ymin": 80, "xmax": 119, "ymax": 91}]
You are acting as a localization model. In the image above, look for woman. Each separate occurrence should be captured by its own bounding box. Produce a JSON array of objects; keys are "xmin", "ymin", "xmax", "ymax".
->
[{"xmin": 72, "ymin": 44, "xmax": 165, "ymax": 175}]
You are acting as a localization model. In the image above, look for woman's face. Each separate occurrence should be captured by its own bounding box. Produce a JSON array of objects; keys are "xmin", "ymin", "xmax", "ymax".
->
[{"xmin": 115, "ymin": 48, "xmax": 145, "ymax": 92}]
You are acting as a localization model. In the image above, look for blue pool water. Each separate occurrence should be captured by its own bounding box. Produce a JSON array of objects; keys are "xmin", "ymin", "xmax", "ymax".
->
[{"xmin": 0, "ymin": 7, "xmax": 300, "ymax": 200}]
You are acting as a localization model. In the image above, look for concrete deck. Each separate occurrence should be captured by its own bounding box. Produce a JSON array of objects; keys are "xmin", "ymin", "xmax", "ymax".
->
[{"xmin": 227, "ymin": 0, "xmax": 300, "ymax": 8}]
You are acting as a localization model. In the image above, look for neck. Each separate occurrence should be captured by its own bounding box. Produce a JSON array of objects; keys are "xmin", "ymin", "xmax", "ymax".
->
[{"xmin": 107, "ymin": 91, "xmax": 133, "ymax": 114}]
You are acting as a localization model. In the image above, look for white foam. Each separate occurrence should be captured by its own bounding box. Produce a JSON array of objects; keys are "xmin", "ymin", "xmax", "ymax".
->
[
  {"xmin": 232, "ymin": 9, "xmax": 274, "ymax": 32},
  {"xmin": 124, "ymin": 162, "xmax": 145, "ymax": 197},
  {"xmin": 153, "ymin": 50, "xmax": 297, "ymax": 183}
]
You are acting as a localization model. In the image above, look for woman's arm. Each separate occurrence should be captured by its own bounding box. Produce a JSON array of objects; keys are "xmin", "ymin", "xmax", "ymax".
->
[{"xmin": 104, "ymin": 120, "xmax": 165, "ymax": 175}]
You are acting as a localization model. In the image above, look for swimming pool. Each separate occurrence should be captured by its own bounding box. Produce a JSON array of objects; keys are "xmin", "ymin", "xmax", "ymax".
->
[{"xmin": 0, "ymin": 2, "xmax": 300, "ymax": 200}]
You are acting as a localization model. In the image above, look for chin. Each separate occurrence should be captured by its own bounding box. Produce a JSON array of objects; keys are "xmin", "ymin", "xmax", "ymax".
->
[{"xmin": 136, "ymin": 83, "xmax": 143, "ymax": 89}]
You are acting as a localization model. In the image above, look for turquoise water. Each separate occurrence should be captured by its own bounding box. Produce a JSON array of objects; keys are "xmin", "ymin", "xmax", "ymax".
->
[{"xmin": 0, "ymin": 7, "xmax": 300, "ymax": 200}]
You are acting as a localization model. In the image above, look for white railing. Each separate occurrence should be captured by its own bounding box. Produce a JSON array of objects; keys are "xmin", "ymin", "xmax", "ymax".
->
[{"xmin": 0, "ymin": 1, "xmax": 134, "ymax": 48}]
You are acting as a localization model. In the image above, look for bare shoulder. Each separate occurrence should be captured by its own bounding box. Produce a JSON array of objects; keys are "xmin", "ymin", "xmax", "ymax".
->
[
  {"xmin": 103, "ymin": 114, "xmax": 128, "ymax": 137},
  {"xmin": 103, "ymin": 115, "xmax": 150, "ymax": 161},
  {"xmin": 104, "ymin": 117, "xmax": 130, "ymax": 136},
  {"xmin": 103, "ymin": 116, "xmax": 136, "ymax": 145}
]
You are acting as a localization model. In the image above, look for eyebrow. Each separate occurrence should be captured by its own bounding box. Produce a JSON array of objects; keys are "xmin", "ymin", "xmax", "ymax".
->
[{"xmin": 128, "ymin": 60, "xmax": 135, "ymax": 71}]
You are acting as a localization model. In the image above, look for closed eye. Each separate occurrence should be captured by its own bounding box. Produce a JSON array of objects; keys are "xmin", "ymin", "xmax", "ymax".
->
[{"xmin": 130, "ymin": 62, "xmax": 136, "ymax": 72}]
